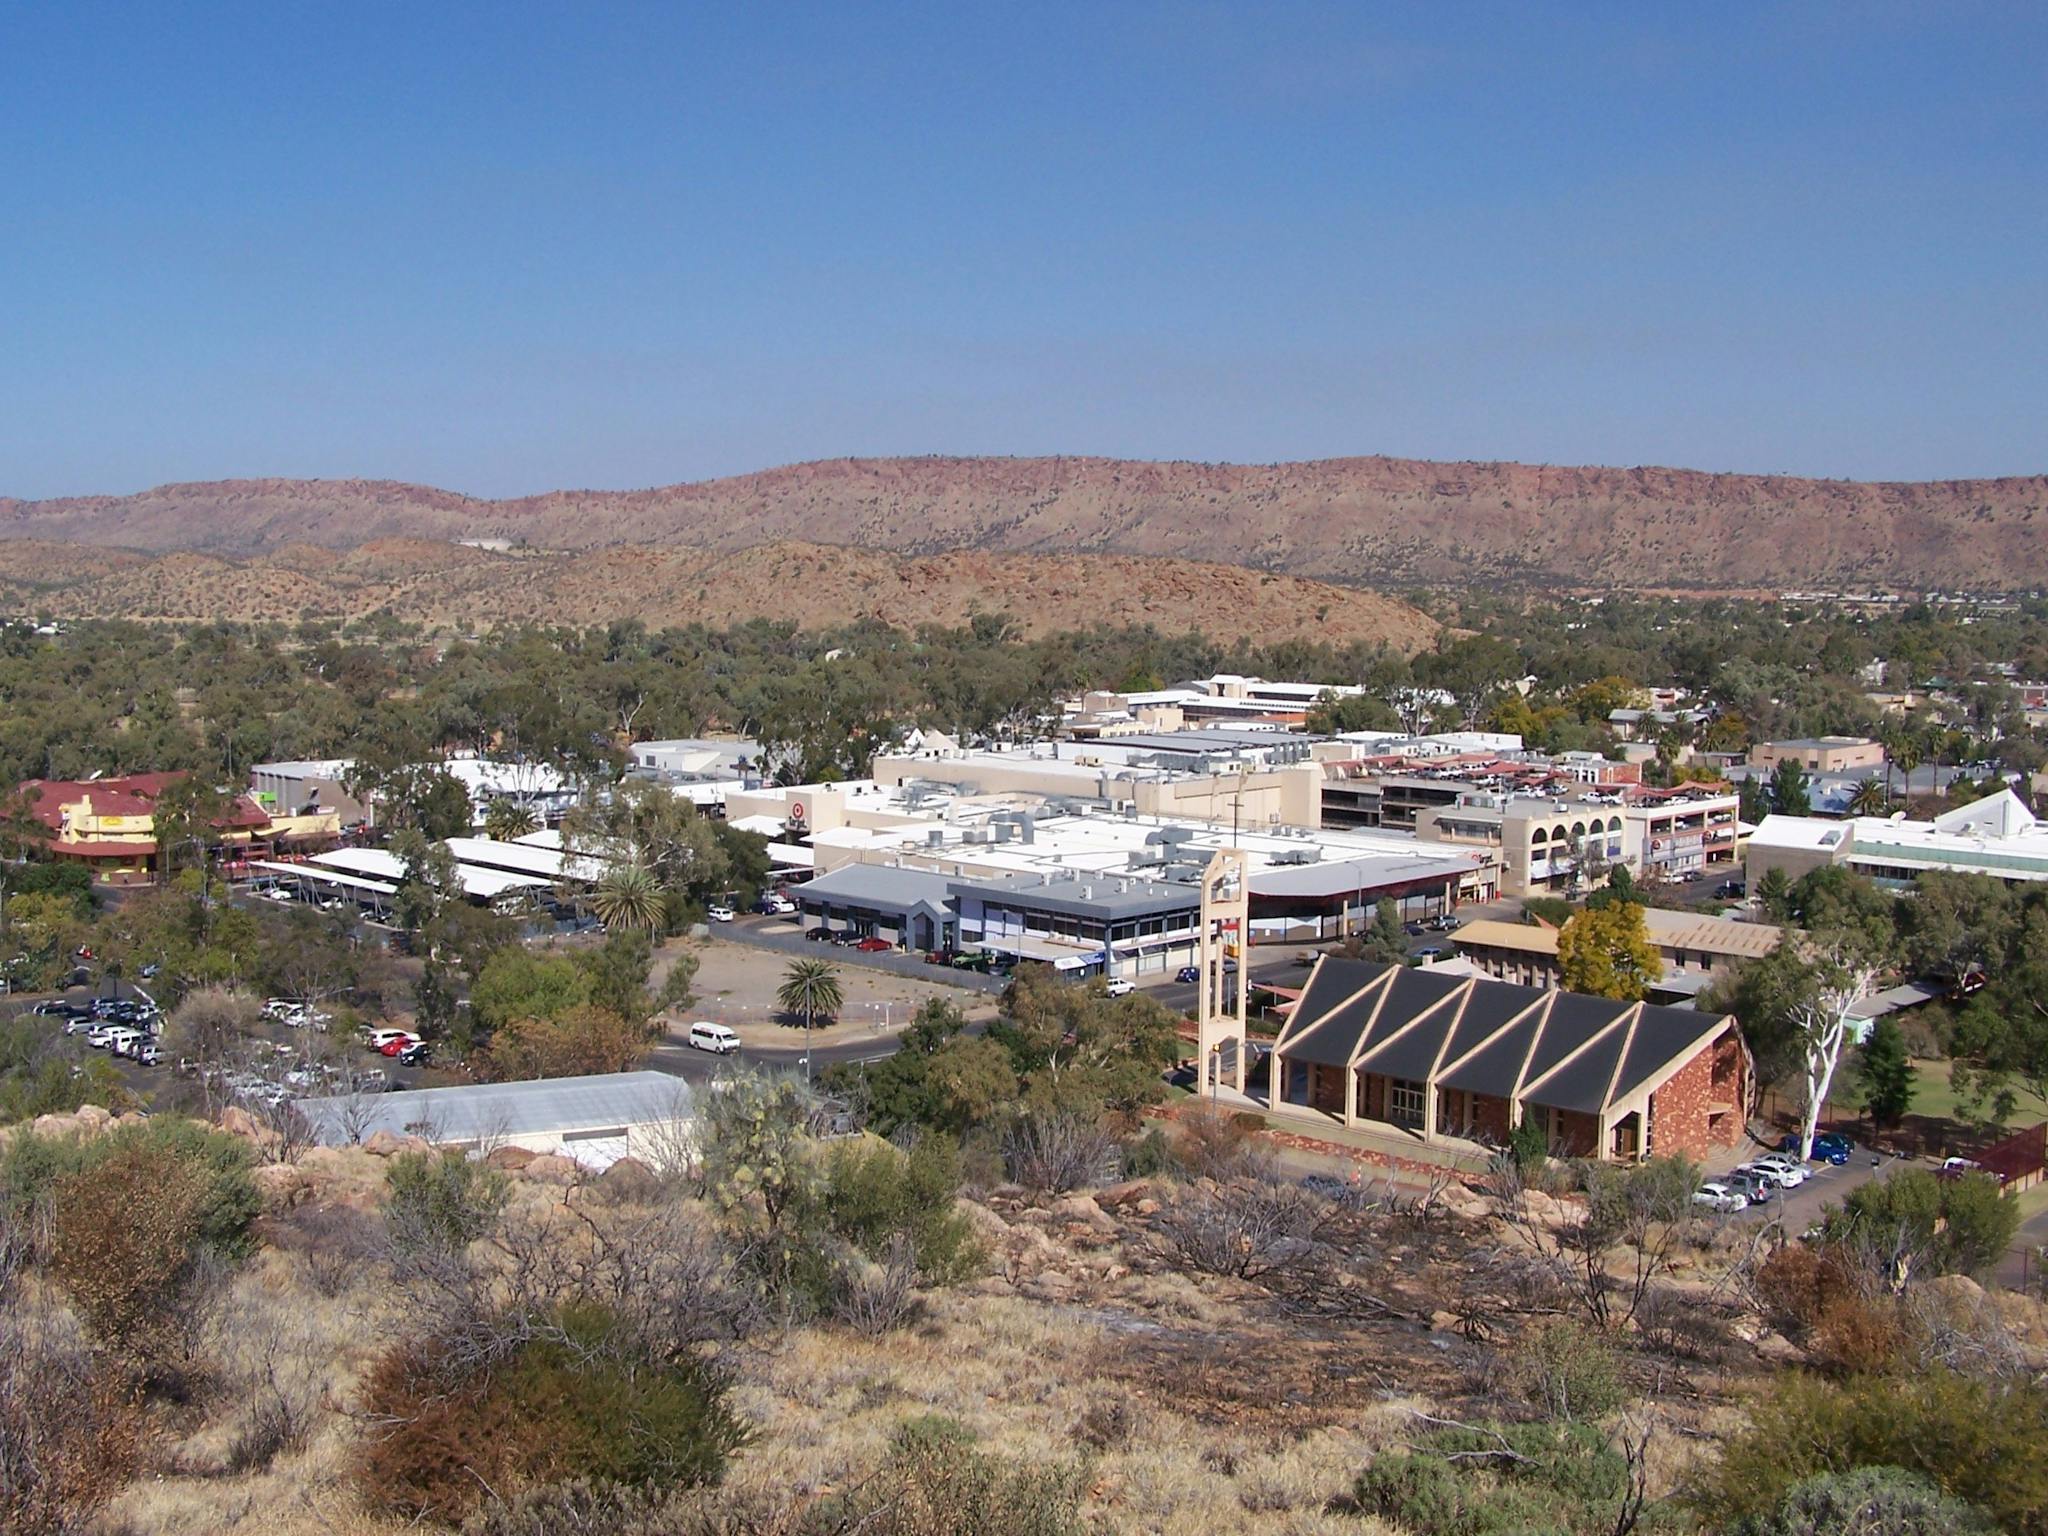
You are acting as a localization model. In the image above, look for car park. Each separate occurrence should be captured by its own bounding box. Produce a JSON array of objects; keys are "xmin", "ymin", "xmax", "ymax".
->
[
  {"xmin": 687, "ymin": 1021, "xmax": 741, "ymax": 1054},
  {"xmin": 706, "ymin": 904, "xmax": 736, "ymax": 923},
  {"xmin": 1693, "ymin": 1182, "xmax": 1747, "ymax": 1213},
  {"xmin": 854, "ymin": 936, "xmax": 893, "ymax": 953}
]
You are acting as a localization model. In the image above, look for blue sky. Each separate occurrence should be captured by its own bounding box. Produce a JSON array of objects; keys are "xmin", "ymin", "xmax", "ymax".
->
[{"xmin": 3, "ymin": 2, "xmax": 2043, "ymax": 498}]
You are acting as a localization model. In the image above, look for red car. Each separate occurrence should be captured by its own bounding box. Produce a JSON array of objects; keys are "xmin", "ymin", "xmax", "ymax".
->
[
  {"xmin": 855, "ymin": 937, "xmax": 894, "ymax": 953},
  {"xmin": 378, "ymin": 1034, "xmax": 423, "ymax": 1057}
]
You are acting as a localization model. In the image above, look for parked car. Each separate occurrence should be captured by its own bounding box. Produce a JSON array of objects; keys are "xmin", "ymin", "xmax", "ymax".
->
[
  {"xmin": 30, "ymin": 1000, "xmax": 70, "ymax": 1016},
  {"xmin": 1102, "ymin": 976, "xmax": 1135, "ymax": 998},
  {"xmin": 831, "ymin": 931, "xmax": 863, "ymax": 947},
  {"xmin": 1403, "ymin": 921, "xmax": 1426, "ymax": 936},
  {"xmin": 1413, "ymin": 946, "xmax": 1446, "ymax": 961},
  {"xmin": 1175, "ymin": 964, "xmax": 1201, "ymax": 983},
  {"xmin": 1431, "ymin": 914, "xmax": 1462, "ymax": 931},
  {"xmin": 854, "ymin": 936, "xmax": 893, "ymax": 953},
  {"xmin": 804, "ymin": 925, "xmax": 835, "ymax": 942},
  {"xmin": 1715, "ymin": 880, "xmax": 1746, "ymax": 899},
  {"xmin": 1733, "ymin": 1161, "xmax": 1793, "ymax": 1191},
  {"xmin": 752, "ymin": 897, "xmax": 782, "ymax": 916},
  {"xmin": 1749, "ymin": 1154, "xmax": 1810, "ymax": 1187},
  {"xmin": 1724, "ymin": 1170, "xmax": 1775, "ymax": 1204},
  {"xmin": 1782, "ymin": 1131, "xmax": 1854, "ymax": 1164},
  {"xmin": 706, "ymin": 904, "xmax": 736, "ymax": 923},
  {"xmin": 687, "ymin": 1021, "xmax": 741, "ymax": 1055},
  {"xmin": 263, "ymin": 997, "xmax": 301, "ymax": 1020},
  {"xmin": 133, "ymin": 1041, "xmax": 160, "ymax": 1066},
  {"xmin": 378, "ymin": 1036, "xmax": 420, "ymax": 1057},
  {"xmin": 138, "ymin": 963, "xmax": 160, "ymax": 979},
  {"xmin": 396, "ymin": 1041, "xmax": 432, "ymax": 1067},
  {"xmin": 1693, "ymin": 1182, "xmax": 1748, "ymax": 1214},
  {"xmin": 366, "ymin": 1027, "xmax": 419, "ymax": 1051}
]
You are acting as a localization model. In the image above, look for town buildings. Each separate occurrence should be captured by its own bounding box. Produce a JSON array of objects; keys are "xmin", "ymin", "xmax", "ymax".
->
[
  {"xmin": 1414, "ymin": 782, "xmax": 1740, "ymax": 898},
  {"xmin": 1746, "ymin": 788, "xmax": 2048, "ymax": 889},
  {"xmin": 1451, "ymin": 907, "xmax": 1782, "ymax": 999},
  {"xmin": 1748, "ymin": 737, "xmax": 1886, "ymax": 776},
  {"xmin": 18, "ymin": 772, "xmax": 339, "ymax": 885}
]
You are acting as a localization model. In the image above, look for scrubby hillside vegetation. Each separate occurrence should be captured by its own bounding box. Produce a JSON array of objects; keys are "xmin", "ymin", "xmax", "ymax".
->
[{"xmin": 4, "ymin": 1070, "xmax": 2043, "ymax": 1536}]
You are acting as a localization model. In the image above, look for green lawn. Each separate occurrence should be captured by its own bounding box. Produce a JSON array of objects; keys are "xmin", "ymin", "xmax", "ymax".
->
[{"xmin": 1899, "ymin": 1057, "xmax": 2048, "ymax": 1126}]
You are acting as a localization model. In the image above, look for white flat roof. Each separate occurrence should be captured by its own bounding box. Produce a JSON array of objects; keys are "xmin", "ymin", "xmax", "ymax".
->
[
  {"xmin": 248, "ymin": 859, "xmax": 397, "ymax": 896},
  {"xmin": 311, "ymin": 845, "xmax": 552, "ymax": 898},
  {"xmin": 1747, "ymin": 816, "xmax": 1850, "ymax": 852},
  {"xmin": 765, "ymin": 842, "xmax": 815, "ymax": 868}
]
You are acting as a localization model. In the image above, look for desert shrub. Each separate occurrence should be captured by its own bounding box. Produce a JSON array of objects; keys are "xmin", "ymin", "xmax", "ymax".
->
[
  {"xmin": 0, "ymin": 1114, "xmax": 257, "ymax": 1262},
  {"xmin": 1507, "ymin": 1116, "xmax": 1548, "ymax": 1173},
  {"xmin": 1505, "ymin": 1318, "xmax": 1625, "ymax": 1421},
  {"xmin": 1692, "ymin": 1369, "xmax": 2048, "ymax": 1535},
  {"xmin": 1831, "ymin": 1168, "xmax": 2020, "ymax": 1279},
  {"xmin": 1729, "ymin": 1466, "xmax": 1997, "ymax": 1536},
  {"xmin": 1073, "ymin": 1395, "xmax": 1135, "ymax": 1452},
  {"xmin": 265, "ymin": 1200, "xmax": 383, "ymax": 1298},
  {"xmin": 1156, "ymin": 1177, "xmax": 1325, "ymax": 1281},
  {"xmin": 813, "ymin": 1413, "xmax": 1093, "ymax": 1536},
  {"xmin": 45, "ymin": 1136, "xmax": 230, "ymax": 1382},
  {"xmin": 1171, "ymin": 1102, "xmax": 1270, "ymax": 1180},
  {"xmin": 1001, "ymin": 1110, "xmax": 1118, "ymax": 1195},
  {"xmin": 383, "ymin": 1149, "xmax": 509, "ymax": 1261},
  {"xmin": 0, "ymin": 1308, "xmax": 145, "ymax": 1536},
  {"xmin": 1118, "ymin": 1125, "xmax": 1178, "ymax": 1180},
  {"xmin": 818, "ymin": 1134, "xmax": 981, "ymax": 1284},
  {"xmin": 828, "ymin": 1233, "xmax": 925, "ymax": 1336},
  {"xmin": 1353, "ymin": 1419, "xmax": 1636, "ymax": 1536},
  {"xmin": 356, "ymin": 1302, "xmax": 749, "ymax": 1524}
]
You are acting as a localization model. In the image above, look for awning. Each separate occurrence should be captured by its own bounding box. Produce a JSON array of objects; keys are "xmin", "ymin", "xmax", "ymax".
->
[
  {"xmin": 765, "ymin": 842, "xmax": 815, "ymax": 869},
  {"xmin": 728, "ymin": 814, "xmax": 788, "ymax": 836}
]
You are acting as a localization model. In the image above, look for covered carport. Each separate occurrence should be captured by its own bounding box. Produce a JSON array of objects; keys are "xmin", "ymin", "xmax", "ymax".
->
[{"xmin": 247, "ymin": 859, "xmax": 398, "ymax": 921}]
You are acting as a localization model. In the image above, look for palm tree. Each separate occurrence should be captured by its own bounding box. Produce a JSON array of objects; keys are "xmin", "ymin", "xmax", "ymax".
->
[
  {"xmin": 589, "ymin": 862, "xmax": 666, "ymax": 933},
  {"xmin": 777, "ymin": 958, "xmax": 843, "ymax": 1082},
  {"xmin": 482, "ymin": 798, "xmax": 540, "ymax": 841},
  {"xmin": 1845, "ymin": 778, "xmax": 1891, "ymax": 817}
]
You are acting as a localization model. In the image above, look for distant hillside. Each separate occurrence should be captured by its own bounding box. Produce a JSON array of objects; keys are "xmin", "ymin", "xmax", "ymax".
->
[
  {"xmin": 4, "ymin": 456, "xmax": 2046, "ymax": 590},
  {"xmin": 0, "ymin": 538, "xmax": 1440, "ymax": 649}
]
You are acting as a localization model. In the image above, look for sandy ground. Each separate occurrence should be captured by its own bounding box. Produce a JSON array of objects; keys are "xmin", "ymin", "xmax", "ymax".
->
[{"xmin": 651, "ymin": 938, "xmax": 998, "ymax": 1048}]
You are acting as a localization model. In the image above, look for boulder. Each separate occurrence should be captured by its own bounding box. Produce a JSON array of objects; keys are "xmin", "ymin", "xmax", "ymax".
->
[
  {"xmin": 519, "ymin": 1153, "xmax": 581, "ymax": 1184},
  {"xmin": 30, "ymin": 1113, "xmax": 82, "ymax": 1139},
  {"xmin": 1095, "ymin": 1179, "xmax": 1155, "ymax": 1209},
  {"xmin": 1049, "ymin": 1194, "xmax": 1118, "ymax": 1233},
  {"xmin": 361, "ymin": 1130, "xmax": 411, "ymax": 1157},
  {"xmin": 218, "ymin": 1107, "xmax": 278, "ymax": 1146},
  {"xmin": 483, "ymin": 1145, "xmax": 537, "ymax": 1171},
  {"xmin": 72, "ymin": 1104, "xmax": 113, "ymax": 1129},
  {"xmin": 598, "ymin": 1158, "xmax": 660, "ymax": 1202},
  {"xmin": 252, "ymin": 1163, "xmax": 310, "ymax": 1209}
]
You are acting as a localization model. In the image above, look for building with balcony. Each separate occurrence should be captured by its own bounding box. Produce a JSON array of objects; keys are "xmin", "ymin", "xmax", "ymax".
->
[
  {"xmin": 19, "ymin": 772, "xmax": 338, "ymax": 886},
  {"xmin": 1416, "ymin": 783, "xmax": 1738, "ymax": 898}
]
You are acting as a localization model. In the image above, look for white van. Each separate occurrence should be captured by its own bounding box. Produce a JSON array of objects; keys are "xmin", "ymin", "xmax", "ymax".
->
[
  {"xmin": 102, "ymin": 1027, "xmax": 144, "ymax": 1056},
  {"xmin": 687, "ymin": 1021, "xmax": 741, "ymax": 1055}
]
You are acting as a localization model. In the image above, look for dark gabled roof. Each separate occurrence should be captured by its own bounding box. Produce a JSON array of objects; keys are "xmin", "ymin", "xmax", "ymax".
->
[
  {"xmin": 1524, "ymin": 1024, "xmax": 1632, "ymax": 1115},
  {"xmin": 1436, "ymin": 1005, "xmax": 1546, "ymax": 1099},
  {"xmin": 1275, "ymin": 956, "xmax": 1741, "ymax": 1119},
  {"xmin": 1521, "ymin": 992, "xmax": 1630, "ymax": 1085},
  {"xmin": 1355, "ymin": 969, "xmax": 1475, "ymax": 1081},
  {"xmin": 1609, "ymin": 1003, "xmax": 1724, "ymax": 1105},
  {"xmin": 1440, "ymin": 979, "xmax": 1549, "ymax": 1064}
]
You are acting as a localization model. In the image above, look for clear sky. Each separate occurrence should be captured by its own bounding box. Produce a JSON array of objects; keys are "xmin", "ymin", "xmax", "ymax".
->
[{"xmin": 3, "ymin": 2, "xmax": 2043, "ymax": 498}]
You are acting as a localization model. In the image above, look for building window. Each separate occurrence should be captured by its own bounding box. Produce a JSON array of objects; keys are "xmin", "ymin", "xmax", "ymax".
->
[{"xmin": 1388, "ymin": 1078, "xmax": 1426, "ymax": 1128}]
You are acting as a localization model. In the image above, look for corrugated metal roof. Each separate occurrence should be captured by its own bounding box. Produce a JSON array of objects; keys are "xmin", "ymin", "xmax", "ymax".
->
[{"xmin": 297, "ymin": 1070, "xmax": 692, "ymax": 1149}]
